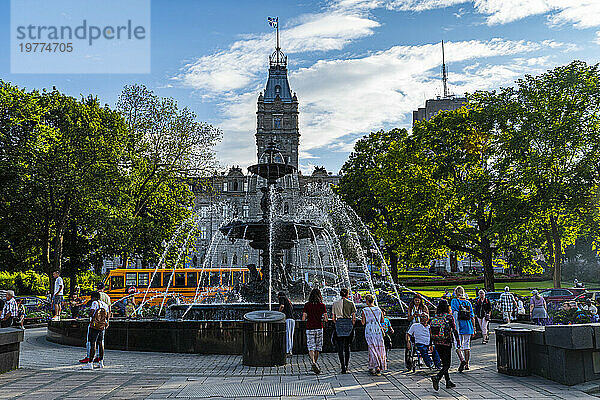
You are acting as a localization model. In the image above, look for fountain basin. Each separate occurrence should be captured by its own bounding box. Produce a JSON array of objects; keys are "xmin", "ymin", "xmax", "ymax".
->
[{"xmin": 47, "ymin": 315, "xmax": 410, "ymax": 355}]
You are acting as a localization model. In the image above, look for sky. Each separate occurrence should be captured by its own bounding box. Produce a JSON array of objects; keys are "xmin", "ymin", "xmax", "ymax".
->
[{"xmin": 2, "ymin": 0, "xmax": 600, "ymax": 174}]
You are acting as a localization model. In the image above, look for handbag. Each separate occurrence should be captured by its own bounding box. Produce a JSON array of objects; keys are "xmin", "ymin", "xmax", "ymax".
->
[{"xmin": 335, "ymin": 318, "xmax": 353, "ymax": 337}]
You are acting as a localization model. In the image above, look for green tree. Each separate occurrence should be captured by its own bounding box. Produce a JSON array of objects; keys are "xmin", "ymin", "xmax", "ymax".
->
[
  {"xmin": 0, "ymin": 82, "xmax": 130, "ymax": 289},
  {"xmin": 107, "ymin": 84, "xmax": 221, "ymax": 267},
  {"xmin": 378, "ymin": 106, "xmax": 530, "ymax": 291},
  {"xmin": 496, "ymin": 61, "xmax": 600, "ymax": 287},
  {"xmin": 336, "ymin": 129, "xmax": 412, "ymax": 282}
]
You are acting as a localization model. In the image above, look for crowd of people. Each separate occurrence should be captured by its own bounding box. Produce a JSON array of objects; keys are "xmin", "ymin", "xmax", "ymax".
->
[{"xmin": 3, "ymin": 273, "xmax": 599, "ymax": 379}]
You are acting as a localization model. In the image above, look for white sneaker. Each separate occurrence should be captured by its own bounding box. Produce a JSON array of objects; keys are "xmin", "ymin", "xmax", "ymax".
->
[
  {"xmin": 81, "ymin": 363, "xmax": 93, "ymax": 370},
  {"xmin": 94, "ymin": 360, "xmax": 104, "ymax": 369}
]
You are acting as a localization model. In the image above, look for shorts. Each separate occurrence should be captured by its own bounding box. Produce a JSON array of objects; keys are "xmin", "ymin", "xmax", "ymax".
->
[
  {"xmin": 87, "ymin": 326, "xmax": 105, "ymax": 344},
  {"xmin": 502, "ymin": 311, "xmax": 512, "ymax": 321},
  {"xmin": 52, "ymin": 295, "xmax": 63, "ymax": 305},
  {"xmin": 306, "ymin": 328, "xmax": 323, "ymax": 352},
  {"xmin": 454, "ymin": 334, "xmax": 472, "ymax": 350}
]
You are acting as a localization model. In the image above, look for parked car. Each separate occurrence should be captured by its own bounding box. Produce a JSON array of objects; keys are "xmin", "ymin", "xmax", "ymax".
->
[
  {"xmin": 539, "ymin": 288, "xmax": 583, "ymax": 303},
  {"xmin": 17, "ymin": 296, "xmax": 51, "ymax": 313},
  {"xmin": 574, "ymin": 291, "xmax": 600, "ymax": 304},
  {"xmin": 485, "ymin": 291, "xmax": 502, "ymax": 305}
]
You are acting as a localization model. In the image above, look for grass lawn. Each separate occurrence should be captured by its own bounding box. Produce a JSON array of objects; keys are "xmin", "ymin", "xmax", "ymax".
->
[{"xmin": 410, "ymin": 280, "xmax": 571, "ymax": 298}]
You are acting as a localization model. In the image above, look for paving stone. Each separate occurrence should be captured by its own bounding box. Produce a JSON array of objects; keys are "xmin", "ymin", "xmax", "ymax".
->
[{"xmin": 0, "ymin": 326, "xmax": 592, "ymax": 399}]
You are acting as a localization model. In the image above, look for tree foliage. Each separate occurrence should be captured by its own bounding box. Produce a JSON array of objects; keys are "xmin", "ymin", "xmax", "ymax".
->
[
  {"xmin": 337, "ymin": 61, "xmax": 600, "ymax": 290},
  {"xmin": 0, "ymin": 82, "xmax": 221, "ymax": 293}
]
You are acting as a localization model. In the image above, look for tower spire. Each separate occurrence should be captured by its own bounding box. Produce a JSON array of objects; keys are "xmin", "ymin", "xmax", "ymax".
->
[
  {"xmin": 268, "ymin": 17, "xmax": 287, "ymax": 68},
  {"xmin": 442, "ymin": 40, "xmax": 449, "ymax": 98}
]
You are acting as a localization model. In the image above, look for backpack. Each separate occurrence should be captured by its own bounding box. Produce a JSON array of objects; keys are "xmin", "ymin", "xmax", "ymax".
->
[
  {"xmin": 430, "ymin": 315, "xmax": 451, "ymax": 342},
  {"xmin": 458, "ymin": 300, "xmax": 472, "ymax": 321},
  {"xmin": 91, "ymin": 304, "xmax": 109, "ymax": 331}
]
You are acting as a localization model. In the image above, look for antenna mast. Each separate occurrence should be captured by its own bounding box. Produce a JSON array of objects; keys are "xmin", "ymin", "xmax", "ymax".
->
[{"xmin": 442, "ymin": 40, "xmax": 449, "ymax": 98}]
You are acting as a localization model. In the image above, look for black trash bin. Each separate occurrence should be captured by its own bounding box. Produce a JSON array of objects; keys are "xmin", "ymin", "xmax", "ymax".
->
[
  {"xmin": 243, "ymin": 310, "xmax": 286, "ymax": 367},
  {"xmin": 495, "ymin": 327, "xmax": 531, "ymax": 376}
]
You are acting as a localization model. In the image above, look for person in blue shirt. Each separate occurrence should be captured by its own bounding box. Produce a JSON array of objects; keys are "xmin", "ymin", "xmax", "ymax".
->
[{"xmin": 450, "ymin": 286, "xmax": 475, "ymax": 372}]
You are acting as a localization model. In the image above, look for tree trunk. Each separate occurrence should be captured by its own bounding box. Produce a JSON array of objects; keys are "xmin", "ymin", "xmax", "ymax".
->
[
  {"xmin": 122, "ymin": 251, "xmax": 129, "ymax": 268},
  {"xmin": 389, "ymin": 250, "xmax": 398, "ymax": 283},
  {"xmin": 449, "ymin": 252, "xmax": 458, "ymax": 272},
  {"xmin": 544, "ymin": 224, "xmax": 554, "ymax": 279},
  {"xmin": 481, "ymin": 237, "xmax": 495, "ymax": 292},
  {"xmin": 550, "ymin": 214, "xmax": 562, "ymax": 288}
]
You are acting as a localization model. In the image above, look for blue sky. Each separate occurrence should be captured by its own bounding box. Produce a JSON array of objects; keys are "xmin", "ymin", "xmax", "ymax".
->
[{"xmin": 2, "ymin": 0, "xmax": 600, "ymax": 174}]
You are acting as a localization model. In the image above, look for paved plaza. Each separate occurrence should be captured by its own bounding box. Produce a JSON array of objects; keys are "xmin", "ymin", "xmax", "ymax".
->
[{"xmin": 0, "ymin": 326, "xmax": 597, "ymax": 399}]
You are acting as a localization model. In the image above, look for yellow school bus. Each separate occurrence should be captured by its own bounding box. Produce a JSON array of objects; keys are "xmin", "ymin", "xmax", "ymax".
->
[{"xmin": 102, "ymin": 267, "xmax": 258, "ymax": 305}]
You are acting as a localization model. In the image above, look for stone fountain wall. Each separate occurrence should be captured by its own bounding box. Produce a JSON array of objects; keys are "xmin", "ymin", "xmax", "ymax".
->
[{"xmin": 47, "ymin": 317, "xmax": 410, "ymax": 355}]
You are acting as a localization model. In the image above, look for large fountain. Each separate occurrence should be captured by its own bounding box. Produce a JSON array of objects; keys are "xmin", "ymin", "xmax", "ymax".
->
[
  {"xmin": 219, "ymin": 143, "xmax": 322, "ymax": 305},
  {"xmin": 47, "ymin": 25, "xmax": 409, "ymax": 357}
]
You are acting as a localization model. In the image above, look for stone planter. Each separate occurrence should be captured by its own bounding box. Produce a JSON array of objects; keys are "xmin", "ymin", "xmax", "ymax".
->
[{"xmin": 0, "ymin": 327, "xmax": 24, "ymax": 373}]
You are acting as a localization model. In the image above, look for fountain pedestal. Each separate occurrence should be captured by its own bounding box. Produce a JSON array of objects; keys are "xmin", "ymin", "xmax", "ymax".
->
[{"xmin": 242, "ymin": 310, "xmax": 286, "ymax": 367}]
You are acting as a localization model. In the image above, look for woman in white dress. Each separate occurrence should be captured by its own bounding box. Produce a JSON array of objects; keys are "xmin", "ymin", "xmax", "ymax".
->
[{"xmin": 361, "ymin": 294, "xmax": 387, "ymax": 375}]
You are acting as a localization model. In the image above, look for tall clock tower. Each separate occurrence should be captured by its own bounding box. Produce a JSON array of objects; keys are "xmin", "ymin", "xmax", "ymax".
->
[{"xmin": 256, "ymin": 42, "xmax": 299, "ymax": 168}]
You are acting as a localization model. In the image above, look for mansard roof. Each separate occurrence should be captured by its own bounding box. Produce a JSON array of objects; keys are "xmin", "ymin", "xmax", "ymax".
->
[{"xmin": 263, "ymin": 65, "xmax": 294, "ymax": 103}]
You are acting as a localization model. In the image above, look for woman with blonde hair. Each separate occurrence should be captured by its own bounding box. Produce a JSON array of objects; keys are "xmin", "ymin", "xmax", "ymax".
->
[
  {"xmin": 361, "ymin": 294, "xmax": 387, "ymax": 375},
  {"xmin": 450, "ymin": 285, "xmax": 475, "ymax": 372}
]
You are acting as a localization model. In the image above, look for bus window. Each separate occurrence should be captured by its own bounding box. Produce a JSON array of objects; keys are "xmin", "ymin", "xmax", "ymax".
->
[
  {"xmin": 231, "ymin": 271, "xmax": 240, "ymax": 286},
  {"xmin": 150, "ymin": 273, "xmax": 161, "ymax": 288},
  {"xmin": 163, "ymin": 272, "xmax": 172, "ymax": 287},
  {"xmin": 174, "ymin": 272, "xmax": 186, "ymax": 287},
  {"xmin": 138, "ymin": 272, "xmax": 149, "ymax": 287},
  {"xmin": 209, "ymin": 272, "xmax": 220, "ymax": 287},
  {"xmin": 221, "ymin": 272, "xmax": 231, "ymax": 286},
  {"xmin": 125, "ymin": 272, "xmax": 137, "ymax": 287},
  {"xmin": 187, "ymin": 272, "xmax": 197, "ymax": 288},
  {"xmin": 200, "ymin": 272, "xmax": 209, "ymax": 287},
  {"xmin": 111, "ymin": 276, "xmax": 124, "ymax": 290}
]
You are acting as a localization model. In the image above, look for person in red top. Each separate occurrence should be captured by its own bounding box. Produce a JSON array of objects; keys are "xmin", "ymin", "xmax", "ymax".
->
[{"xmin": 302, "ymin": 288, "xmax": 328, "ymax": 374}]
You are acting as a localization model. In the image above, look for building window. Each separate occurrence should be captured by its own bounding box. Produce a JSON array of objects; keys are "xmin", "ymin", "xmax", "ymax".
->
[
  {"xmin": 223, "ymin": 182, "xmax": 228, "ymax": 191},
  {"xmin": 244, "ymin": 252, "xmax": 249, "ymax": 263},
  {"xmin": 274, "ymin": 117, "xmax": 281, "ymax": 129},
  {"xmin": 275, "ymin": 85, "xmax": 281, "ymax": 95},
  {"xmin": 233, "ymin": 180, "xmax": 239, "ymax": 191},
  {"xmin": 284, "ymin": 202, "xmax": 289, "ymax": 214},
  {"xmin": 200, "ymin": 226, "xmax": 207, "ymax": 240},
  {"xmin": 243, "ymin": 205, "xmax": 249, "ymax": 218},
  {"xmin": 232, "ymin": 254, "xmax": 238, "ymax": 265},
  {"xmin": 200, "ymin": 206, "xmax": 209, "ymax": 218},
  {"xmin": 221, "ymin": 252, "xmax": 228, "ymax": 265},
  {"xmin": 243, "ymin": 180, "xmax": 248, "ymax": 192}
]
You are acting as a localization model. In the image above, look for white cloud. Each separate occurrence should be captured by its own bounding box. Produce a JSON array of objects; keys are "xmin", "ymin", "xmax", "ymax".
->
[
  {"xmin": 290, "ymin": 39, "xmax": 554, "ymax": 151},
  {"xmin": 172, "ymin": 0, "xmax": 581, "ymax": 170},
  {"xmin": 175, "ymin": 11, "xmax": 379, "ymax": 95},
  {"xmin": 384, "ymin": 0, "xmax": 600, "ymax": 28},
  {"xmin": 198, "ymin": 37, "xmax": 567, "ymax": 169}
]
